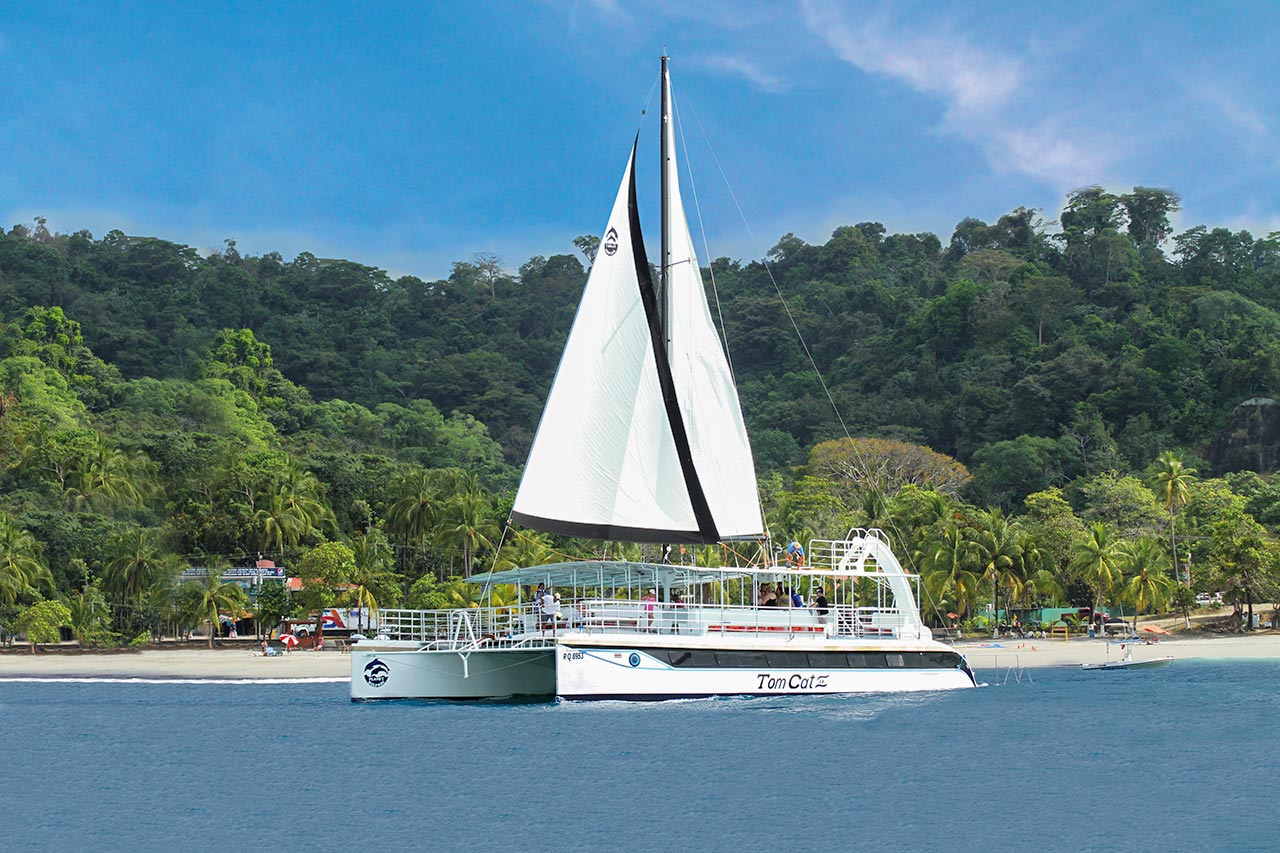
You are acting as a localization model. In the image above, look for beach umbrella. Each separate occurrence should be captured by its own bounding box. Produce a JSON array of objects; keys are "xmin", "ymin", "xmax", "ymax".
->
[
  {"xmin": 946, "ymin": 612, "xmax": 959, "ymax": 619},
  {"xmin": 1142, "ymin": 625, "xmax": 1171, "ymax": 635},
  {"xmin": 279, "ymin": 634, "xmax": 299, "ymax": 648}
]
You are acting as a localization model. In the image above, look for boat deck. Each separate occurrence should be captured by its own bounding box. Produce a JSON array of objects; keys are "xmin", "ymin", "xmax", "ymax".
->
[{"xmin": 367, "ymin": 598, "xmax": 926, "ymax": 652}]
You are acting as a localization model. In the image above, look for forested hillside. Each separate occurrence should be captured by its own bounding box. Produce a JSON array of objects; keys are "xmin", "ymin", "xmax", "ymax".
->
[{"xmin": 4, "ymin": 186, "xmax": 1280, "ymax": 642}]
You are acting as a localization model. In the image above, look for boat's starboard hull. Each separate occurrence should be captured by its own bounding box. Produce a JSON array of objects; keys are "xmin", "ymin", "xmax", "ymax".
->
[{"xmin": 554, "ymin": 642, "xmax": 976, "ymax": 699}]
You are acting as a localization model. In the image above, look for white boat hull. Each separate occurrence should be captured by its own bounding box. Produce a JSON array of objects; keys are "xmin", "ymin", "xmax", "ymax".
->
[
  {"xmin": 350, "ymin": 644, "xmax": 555, "ymax": 700},
  {"xmin": 1081, "ymin": 656, "xmax": 1174, "ymax": 671},
  {"xmin": 554, "ymin": 641, "xmax": 975, "ymax": 699},
  {"xmin": 350, "ymin": 637, "xmax": 976, "ymax": 700}
]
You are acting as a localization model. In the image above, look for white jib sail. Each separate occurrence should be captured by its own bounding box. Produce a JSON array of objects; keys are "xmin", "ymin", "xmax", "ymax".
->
[
  {"xmin": 662, "ymin": 74, "xmax": 765, "ymax": 540},
  {"xmin": 512, "ymin": 149, "xmax": 701, "ymax": 541}
]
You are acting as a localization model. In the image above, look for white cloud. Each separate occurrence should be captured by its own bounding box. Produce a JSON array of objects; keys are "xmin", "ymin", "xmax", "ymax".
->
[
  {"xmin": 992, "ymin": 125, "xmax": 1113, "ymax": 190},
  {"xmin": 701, "ymin": 55, "xmax": 789, "ymax": 93},
  {"xmin": 801, "ymin": 1, "xmax": 1019, "ymax": 113},
  {"xmin": 800, "ymin": 0, "xmax": 1119, "ymax": 192},
  {"xmin": 1191, "ymin": 82, "xmax": 1269, "ymax": 141}
]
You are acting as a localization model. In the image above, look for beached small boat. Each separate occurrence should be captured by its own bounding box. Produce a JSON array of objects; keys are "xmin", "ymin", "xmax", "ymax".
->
[
  {"xmin": 1081, "ymin": 644, "xmax": 1174, "ymax": 670},
  {"xmin": 350, "ymin": 56, "xmax": 977, "ymax": 701}
]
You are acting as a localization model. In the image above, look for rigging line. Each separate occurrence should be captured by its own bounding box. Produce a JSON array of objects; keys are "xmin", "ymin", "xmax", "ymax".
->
[
  {"xmin": 681, "ymin": 96, "xmax": 853, "ymax": 444},
  {"xmin": 670, "ymin": 83, "xmax": 772, "ymax": 544},
  {"xmin": 670, "ymin": 85, "xmax": 734, "ymax": 376},
  {"xmin": 682, "ymin": 98, "xmax": 921, "ymax": 577}
]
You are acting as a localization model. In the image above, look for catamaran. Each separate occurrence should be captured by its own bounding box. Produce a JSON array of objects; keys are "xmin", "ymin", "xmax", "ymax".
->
[{"xmin": 350, "ymin": 57, "xmax": 977, "ymax": 701}]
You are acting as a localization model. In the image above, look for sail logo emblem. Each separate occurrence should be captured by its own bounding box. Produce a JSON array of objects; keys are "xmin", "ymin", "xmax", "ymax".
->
[
  {"xmin": 603, "ymin": 227, "xmax": 619, "ymax": 256},
  {"xmin": 364, "ymin": 658, "xmax": 390, "ymax": 687}
]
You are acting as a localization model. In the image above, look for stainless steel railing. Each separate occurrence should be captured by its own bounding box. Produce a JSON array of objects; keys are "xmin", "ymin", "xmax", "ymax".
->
[{"xmin": 374, "ymin": 600, "xmax": 914, "ymax": 646}]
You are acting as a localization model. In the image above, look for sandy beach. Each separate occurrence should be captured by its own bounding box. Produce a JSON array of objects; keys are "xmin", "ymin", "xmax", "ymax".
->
[
  {"xmin": 0, "ymin": 646, "xmax": 351, "ymax": 680},
  {"xmin": 957, "ymin": 632, "xmax": 1280, "ymax": 675},
  {"xmin": 3, "ymin": 631, "xmax": 1280, "ymax": 681}
]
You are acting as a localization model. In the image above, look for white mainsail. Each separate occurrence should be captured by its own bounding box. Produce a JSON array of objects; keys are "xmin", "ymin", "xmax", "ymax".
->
[
  {"xmin": 513, "ymin": 147, "xmax": 703, "ymax": 541},
  {"xmin": 512, "ymin": 65, "xmax": 764, "ymax": 544}
]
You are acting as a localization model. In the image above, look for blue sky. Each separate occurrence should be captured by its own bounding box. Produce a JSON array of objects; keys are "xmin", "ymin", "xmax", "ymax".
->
[{"xmin": 2, "ymin": 1, "xmax": 1277, "ymax": 280}]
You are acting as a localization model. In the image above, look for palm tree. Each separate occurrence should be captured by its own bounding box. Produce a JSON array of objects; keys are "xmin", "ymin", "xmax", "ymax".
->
[
  {"xmin": 386, "ymin": 469, "xmax": 442, "ymax": 565},
  {"xmin": 102, "ymin": 527, "xmax": 181, "ymax": 612},
  {"xmin": 63, "ymin": 437, "xmax": 152, "ymax": 512},
  {"xmin": 179, "ymin": 570, "xmax": 249, "ymax": 648},
  {"xmin": 1014, "ymin": 535, "xmax": 1065, "ymax": 614},
  {"xmin": 1070, "ymin": 522, "xmax": 1125, "ymax": 625},
  {"xmin": 920, "ymin": 526, "xmax": 981, "ymax": 620},
  {"xmin": 970, "ymin": 509, "xmax": 1023, "ymax": 637},
  {"xmin": 1118, "ymin": 536, "xmax": 1176, "ymax": 632},
  {"xmin": 0, "ymin": 512, "xmax": 55, "ymax": 606},
  {"xmin": 435, "ymin": 489, "xmax": 500, "ymax": 576},
  {"xmin": 67, "ymin": 586, "xmax": 110, "ymax": 647},
  {"xmin": 1150, "ymin": 452, "xmax": 1196, "ymax": 585},
  {"xmin": 253, "ymin": 467, "xmax": 336, "ymax": 558},
  {"xmin": 346, "ymin": 531, "xmax": 399, "ymax": 631},
  {"xmin": 494, "ymin": 532, "xmax": 556, "ymax": 572}
]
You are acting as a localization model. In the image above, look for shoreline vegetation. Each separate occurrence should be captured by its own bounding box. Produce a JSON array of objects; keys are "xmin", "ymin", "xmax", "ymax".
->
[{"xmin": 8, "ymin": 200, "xmax": 1280, "ymax": 661}]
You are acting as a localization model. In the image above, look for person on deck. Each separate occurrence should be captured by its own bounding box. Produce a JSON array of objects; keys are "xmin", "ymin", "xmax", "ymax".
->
[
  {"xmin": 540, "ymin": 587, "xmax": 558, "ymax": 636},
  {"xmin": 786, "ymin": 541, "xmax": 805, "ymax": 567},
  {"xmin": 812, "ymin": 588, "xmax": 829, "ymax": 616}
]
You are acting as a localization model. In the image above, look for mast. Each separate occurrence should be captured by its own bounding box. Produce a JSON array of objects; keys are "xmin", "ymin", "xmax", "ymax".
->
[{"xmin": 659, "ymin": 54, "xmax": 672, "ymax": 358}]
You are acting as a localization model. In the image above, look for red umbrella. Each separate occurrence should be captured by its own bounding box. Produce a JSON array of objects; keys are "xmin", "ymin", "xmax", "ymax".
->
[
  {"xmin": 946, "ymin": 612, "xmax": 959, "ymax": 619},
  {"xmin": 279, "ymin": 634, "xmax": 299, "ymax": 647}
]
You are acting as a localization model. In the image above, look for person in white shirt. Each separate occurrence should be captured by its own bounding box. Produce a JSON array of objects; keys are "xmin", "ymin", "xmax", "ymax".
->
[{"xmin": 541, "ymin": 588, "xmax": 559, "ymax": 636}]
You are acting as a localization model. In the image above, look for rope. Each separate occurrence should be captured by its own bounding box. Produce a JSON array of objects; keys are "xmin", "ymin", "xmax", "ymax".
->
[
  {"xmin": 670, "ymin": 80, "xmax": 772, "ymax": 544},
  {"xmin": 678, "ymin": 92, "xmax": 941, "ymax": 620}
]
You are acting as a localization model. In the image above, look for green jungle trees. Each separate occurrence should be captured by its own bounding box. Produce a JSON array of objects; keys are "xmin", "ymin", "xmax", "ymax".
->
[{"xmin": 3, "ymin": 191, "xmax": 1280, "ymax": 643}]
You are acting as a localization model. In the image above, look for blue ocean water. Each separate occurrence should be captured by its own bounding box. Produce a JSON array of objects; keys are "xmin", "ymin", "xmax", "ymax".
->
[{"xmin": 2, "ymin": 661, "xmax": 1275, "ymax": 852}]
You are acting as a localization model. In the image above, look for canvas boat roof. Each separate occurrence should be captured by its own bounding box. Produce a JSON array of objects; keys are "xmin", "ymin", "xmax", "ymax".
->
[
  {"xmin": 466, "ymin": 560, "xmax": 902, "ymax": 588},
  {"xmin": 466, "ymin": 561, "xmax": 739, "ymax": 589}
]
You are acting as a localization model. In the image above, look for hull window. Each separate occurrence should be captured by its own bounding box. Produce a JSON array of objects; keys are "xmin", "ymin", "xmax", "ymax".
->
[{"xmin": 644, "ymin": 648, "xmax": 964, "ymax": 670}]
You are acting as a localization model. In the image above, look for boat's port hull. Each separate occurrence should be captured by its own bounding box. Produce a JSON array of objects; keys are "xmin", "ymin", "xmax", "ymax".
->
[
  {"xmin": 350, "ymin": 638, "xmax": 976, "ymax": 700},
  {"xmin": 351, "ymin": 646, "xmax": 555, "ymax": 700}
]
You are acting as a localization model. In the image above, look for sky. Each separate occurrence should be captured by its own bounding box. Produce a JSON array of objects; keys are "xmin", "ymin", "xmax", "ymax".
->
[{"xmin": 2, "ymin": 0, "xmax": 1278, "ymax": 281}]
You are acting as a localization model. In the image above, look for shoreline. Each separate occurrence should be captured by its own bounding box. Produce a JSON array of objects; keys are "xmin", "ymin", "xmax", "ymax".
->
[
  {"xmin": 0, "ymin": 646, "xmax": 352, "ymax": 680},
  {"xmin": 3, "ymin": 633, "xmax": 1280, "ymax": 680},
  {"xmin": 955, "ymin": 632, "xmax": 1280, "ymax": 671}
]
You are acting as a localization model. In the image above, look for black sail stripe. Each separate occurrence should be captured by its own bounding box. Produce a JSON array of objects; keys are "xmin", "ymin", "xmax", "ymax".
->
[
  {"xmin": 510, "ymin": 511, "xmax": 708, "ymax": 545},
  {"xmin": 627, "ymin": 137, "xmax": 720, "ymax": 544}
]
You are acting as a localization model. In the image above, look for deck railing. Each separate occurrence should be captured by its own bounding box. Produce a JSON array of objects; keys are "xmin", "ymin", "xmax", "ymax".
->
[{"xmin": 373, "ymin": 600, "xmax": 916, "ymax": 646}]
